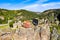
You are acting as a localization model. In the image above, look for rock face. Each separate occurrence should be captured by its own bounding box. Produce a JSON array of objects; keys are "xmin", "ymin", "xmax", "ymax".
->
[
  {"xmin": 51, "ymin": 27, "xmax": 58, "ymax": 40},
  {"xmin": 40, "ymin": 24, "xmax": 50, "ymax": 40},
  {"xmin": 57, "ymin": 35, "xmax": 60, "ymax": 40},
  {"xmin": 0, "ymin": 32, "xmax": 12, "ymax": 40},
  {"xmin": 15, "ymin": 27, "xmax": 40, "ymax": 40},
  {"xmin": 14, "ymin": 23, "xmax": 50, "ymax": 40},
  {"xmin": 0, "ymin": 24, "xmax": 51, "ymax": 40},
  {"xmin": 34, "ymin": 27, "xmax": 41, "ymax": 40}
]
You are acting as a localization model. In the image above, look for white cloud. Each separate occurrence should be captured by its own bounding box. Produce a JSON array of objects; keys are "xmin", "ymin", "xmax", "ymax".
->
[
  {"xmin": 42, "ymin": 2, "xmax": 60, "ymax": 6},
  {"xmin": 20, "ymin": 4, "xmax": 40, "ymax": 12},
  {"xmin": 21, "ymin": 4, "xmax": 39, "ymax": 9},
  {"xmin": 20, "ymin": 2, "xmax": 60, "ymax": 12},
  {"xmin": 41, "ymin": 2, "xmax": 60, "ymax": 11},
  {"xmin": 21, "ymin": 0, "xmax": 48, "ymax": 3},
  {"xmin": 0, "ymin": 2, "xmax": 60, "ymax": 12}
]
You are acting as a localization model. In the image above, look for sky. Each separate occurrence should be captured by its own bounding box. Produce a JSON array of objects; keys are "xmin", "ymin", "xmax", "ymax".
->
[{"xmin": 0, "ymin": 0, "xmax": 60, "ymax": 12}]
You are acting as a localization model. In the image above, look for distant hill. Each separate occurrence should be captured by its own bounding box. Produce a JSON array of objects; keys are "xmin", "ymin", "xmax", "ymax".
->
[
  {"xmin": 40, "ymin": 9, "xmax": 60, "ymax": 17},
  {"xmin": 39, "ymin": 9, "xmax": 60, "ymax": 23},
  {"xmin": 0, "ymin": 8, "xmax": 60, "ymax": 24},
  {"xmin": 0, "ymin": 8, "xmax": 39, "ymax": 24}
]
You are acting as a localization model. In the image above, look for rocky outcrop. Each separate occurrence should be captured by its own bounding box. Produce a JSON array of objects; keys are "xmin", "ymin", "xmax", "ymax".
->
[
  {"xmin": 40, "ymin": 24, "xmax": 50, "ymax": 40},
  {"xmin": 57, "ymin": 35, "xmax": 60, "ymax": 40},
  {"xmin": 14, "ymin": 27, "xmax": 40, "ymax": 40},
  {"xmin": 0, "ymin": 24, "xmax": 60, "ymax": 40},
  {"xmin": 50, "ymin": 27, "xmax": 59, "ymax": 40}
]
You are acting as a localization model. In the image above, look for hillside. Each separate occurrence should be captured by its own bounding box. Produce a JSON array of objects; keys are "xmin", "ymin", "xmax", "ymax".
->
[
  {"xmin": 0, "ymin": 9, "xmax": 39, "ymax": 24},
  {"xmin": 39, "ymin": 9, "xmax": 60, "ymax": 21},
  {"xmin": 0, "ymin": 8, "xmax": 60, "ymax": 24},
  {"xmin": 39, "ymin": 9, "xmax": 60, "ymax": 34},
  {"xmin": 0, "ymin": 8, "xmax": 60, "ymax": 40}
]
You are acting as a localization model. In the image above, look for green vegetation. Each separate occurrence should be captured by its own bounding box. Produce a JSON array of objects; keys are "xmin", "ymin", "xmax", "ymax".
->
[
  {"xmin": 0, "ymin": 24, "xmax": 9, "ymax": 29},
  {"xmin": 39, "ymin": 9, "xmax": 60, "ymax": 34},
  {"xmin": 52, "ymin": 24, "xmax": 60, "ymax": 34},
  {"xmin": 0, "ymin": 8, "xmax": 60, "ymax": 34},
  {"xmin": 0, "ymin": 9, "xmax": 39, "ymax": 24}
]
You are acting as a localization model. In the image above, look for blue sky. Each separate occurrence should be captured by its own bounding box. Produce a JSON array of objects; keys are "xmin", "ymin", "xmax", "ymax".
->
[{"xmin": 0, "ymin": 0, "xmax": 60, "ymax": 12}]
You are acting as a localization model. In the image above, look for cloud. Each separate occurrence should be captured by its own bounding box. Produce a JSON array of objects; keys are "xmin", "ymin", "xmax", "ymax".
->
[
  {"xmin": 41, "ymin": 2, "xmax": 60, "ymax": 11},
  {"xmin": 21, "ymin": 0, "xmax": 48, "ymax": 3},
  {"xmin": 20, "ymin": 4, "xmax": 40, "ymax": 12},
  {"xmin": 0, "ymin": 1, "xmax": 60, "ymax": 12},
  {"xmin": 42, "ymin": 2, "xmax": 60, "ymax": 6},
  {"xmin": 20, "ymin": 2, "xmax": 60, "ymax": 12}
]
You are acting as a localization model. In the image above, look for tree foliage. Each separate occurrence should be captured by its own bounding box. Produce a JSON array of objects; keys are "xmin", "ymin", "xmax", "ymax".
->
[{"xmin": 0, "ymin": 9, "xmax": 39, "ymax": 24}]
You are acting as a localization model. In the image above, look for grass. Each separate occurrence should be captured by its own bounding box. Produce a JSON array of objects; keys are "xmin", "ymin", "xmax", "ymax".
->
[
  {"xmin": 0, "ymin": 24, "xmax": 9, "ymax": 29},
  {"xmin": 50, "ymin": 23, "xmax": 60, "ymax": 34}
]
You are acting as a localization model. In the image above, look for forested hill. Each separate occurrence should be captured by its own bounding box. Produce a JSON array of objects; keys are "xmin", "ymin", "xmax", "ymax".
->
[
  {"xmin": 0, "ymin": 8, "xmax": 60, "ymax": 24},
  {"xmin": 39, "ymin": 9, "xmax": 60, "ymax": 20},
  {"xmin": 0, "ymin": 8, "xmax": 40, "ymax": 24}
]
